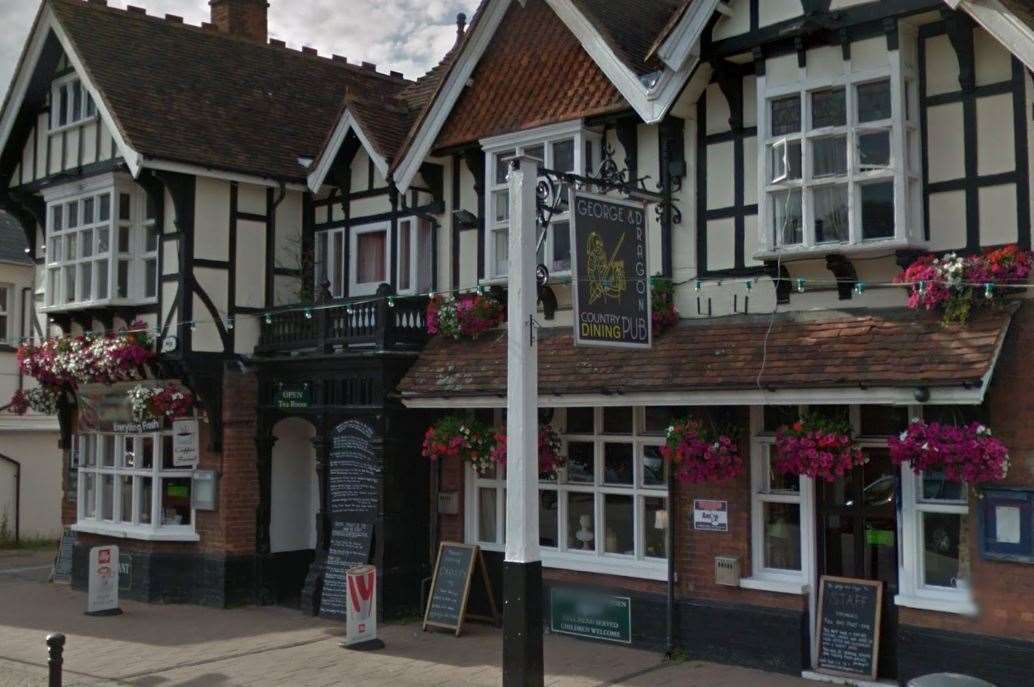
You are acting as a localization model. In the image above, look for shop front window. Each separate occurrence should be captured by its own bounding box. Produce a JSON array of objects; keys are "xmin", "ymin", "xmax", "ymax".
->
[
  {"xmin": 468, "ymin": 407, "xmax": 668, "ymax": 580},
  {"xmin": 74, "ymin": 431, "xmax": 195, "ymax": 539}
]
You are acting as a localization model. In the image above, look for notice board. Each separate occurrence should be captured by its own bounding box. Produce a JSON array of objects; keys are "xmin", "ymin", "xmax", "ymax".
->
[{"xmin": 815, "ymin": 575, "xmax": 882, "ymax": 680}]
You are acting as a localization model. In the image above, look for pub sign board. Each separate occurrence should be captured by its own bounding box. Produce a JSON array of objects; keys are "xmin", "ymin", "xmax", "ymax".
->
[
  {"xmin": 569, "ymin": 191, "xmax": 651, "ymax": 349},
  {"xmin": 815, "ymin": 575, "xmax": 882, "ymax": 680},
  {"xmin": 549, "ymin": 587, "xmax": 631, "ymax": 644}
]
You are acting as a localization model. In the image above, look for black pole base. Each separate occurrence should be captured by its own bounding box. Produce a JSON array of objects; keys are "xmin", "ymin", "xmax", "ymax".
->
[
  {"xmin": 503, "ymin": 560, "xmax": 544, "ymax": 687},
  {"xmin": 85, "ymin": 608, "xmax": 123, "ymax": 617},
  {"xmin": 340, "ymin": 638, "xmax": 385, "ymax": 651}
]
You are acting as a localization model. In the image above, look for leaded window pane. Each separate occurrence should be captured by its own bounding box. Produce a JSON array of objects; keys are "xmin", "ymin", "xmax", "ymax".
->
[
  {"xmin": 813, "ymin": 184, "xmax": 849, "ymax": 243},
  {"xmin": 860, "ymin": 181, "xmax": 894, "ymax": 239},
  {"xmin": 773, "ymin": 189, "xmax": 803, "ymax": 245},
  {"xmin": 770, "ymin": 95, "xmax": 801, "ymax": 135},
  {"xmin": 857, "ymin": 80, "xmax": 892, "ymax": 122},
  {"xmin": 811, "ymin": 88, "xmax": 846, "ymax": 129},
  {"xmin": 858, "ymin": 131, "xmax": 891, "ymax": 168}
]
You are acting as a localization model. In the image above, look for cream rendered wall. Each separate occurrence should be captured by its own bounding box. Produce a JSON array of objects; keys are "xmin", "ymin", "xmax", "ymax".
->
[
  {"xmin": 457, "ymin": 159, "xmax": 479, "ymax": 290},
  {"xmin": 194, "ymin": 178, "xmax": 231, "ymax": 261},
  {"xmin": 274, "ymin": 190, "xmax": 304, "ymax": 307}
]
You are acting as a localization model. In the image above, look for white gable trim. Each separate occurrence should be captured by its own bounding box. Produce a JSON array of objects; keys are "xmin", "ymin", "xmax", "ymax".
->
[
  {"xmin": 392, "ymin": 0, "xmax": 515, "ymax": 194},
  {"xmin": 653, "ymin": 0, "xmax": 721, "ymax": 74},
  {"xmin": 307, "ymin": 110, "xmax": 390, "ymax": 193},
  {"xmin": 948, "ymin": 0, "xmax": 1034, "ymax": 72},
  {"xmin": 0, "ymin": 6, "xmax": 143, "ymax": 179}
]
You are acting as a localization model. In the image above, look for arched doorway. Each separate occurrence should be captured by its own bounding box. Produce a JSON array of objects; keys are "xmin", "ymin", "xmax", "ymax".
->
[{"xmin": 268, "ymin": 417, "xmax": 318, "ymax": 605}]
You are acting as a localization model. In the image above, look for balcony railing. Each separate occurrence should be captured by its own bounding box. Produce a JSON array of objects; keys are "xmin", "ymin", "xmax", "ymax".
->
[{"xmin": 255, "ymin": 296, "xmax": 430, "ymax": 355}]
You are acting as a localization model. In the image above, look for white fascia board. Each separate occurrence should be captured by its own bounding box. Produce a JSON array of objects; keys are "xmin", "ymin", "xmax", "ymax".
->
[
  {"xmin": 401, "ymin": 385, "xmax": 987, "ymax": 408},
  {"xmin": 143, "ymin": 159, "xmax": 308, "ymax": 192},
  {"xmin": 655, "ymin": 0, "xmax": 719, "ymax": 73},
  {"xmin": 393, "ymin": 0, "xmax": 516, "ymax": 194},
  {"xmin": 0, "ymin": 414, "xmax": 60, "ymax": 432},
  {"xmin": 954, "ymin": 0, "xmax": 1034, "ymax": 72},
  {"xmin": 307, "ymin": 110, "xmax": 390, "ymax": 193},
  {"xmin": 46, "ymin": 9, "xmax": 143, "ymax": 177},
  {"xmin": 480, "ymin": 119, "xmax": 585, "ymax": 151}
]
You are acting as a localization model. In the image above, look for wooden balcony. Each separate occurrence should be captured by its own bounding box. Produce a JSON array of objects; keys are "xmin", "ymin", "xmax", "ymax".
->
[{"xmin": 255, "ymin": 296, "xmax": 430, "ymax": 355}]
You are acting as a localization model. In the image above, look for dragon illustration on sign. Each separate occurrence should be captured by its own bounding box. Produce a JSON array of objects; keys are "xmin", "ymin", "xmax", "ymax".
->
[{"xmin": 586, "ymin": 232, "xmax": 627, "ymax": 304}]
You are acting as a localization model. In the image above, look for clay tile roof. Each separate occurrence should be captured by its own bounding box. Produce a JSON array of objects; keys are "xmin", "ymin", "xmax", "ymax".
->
[
  {"xmin": 435, "ymin": 0, "xmax": 627, "ymax": 150},
  {"xmin": 48, "ymin": 0, "xmax": 411, "ymax": 182},
  {"xmin": 0, "ymin": 211, "xmax": 31, "ymax": 265},
  {"xmin": 1000, "ymin": 0, "xmax": 1034, "ymax": 33},
  {"xmin": 398, "ymin": 307, "xmax": 1015, "ymax": 400},
  {"xmin": 570, "ymin": 0, "xmax": 684, "ymax": 76}
]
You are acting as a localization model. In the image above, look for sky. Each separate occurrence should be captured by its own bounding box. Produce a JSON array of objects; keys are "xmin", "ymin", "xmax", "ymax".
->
[{"xmin": 0, "ymin": 0, "xmax": 481, "ymax": 98}]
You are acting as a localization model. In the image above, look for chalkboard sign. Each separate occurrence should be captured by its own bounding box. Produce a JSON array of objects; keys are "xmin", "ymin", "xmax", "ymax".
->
[
  {"xmin": 51, "ymin": 530, "xmax": 75, "ymax": 585},
  {"xmin": 815, "ymin": 576, "xmax": 883, "ymax": 680},
  {"xmin": 327, "ymin": 420, "xmax": 380, "ymax": 521},
  {"xmin": 319, "ymin": 521, "xmax": 374, "ymax": 620},
  {"xmin": 423, "ymin": 542, "xmax": 498, "ymax": 636}
]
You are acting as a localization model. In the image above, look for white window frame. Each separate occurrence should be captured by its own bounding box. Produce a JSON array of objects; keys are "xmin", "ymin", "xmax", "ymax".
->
[
  {"xmin": 41, "ymin": 174, "xmax": 157, "ymax": 312},
  {"xmin": 396, "ymin": 217, "xmax": 433, "ymax": 296},
  {"xmin": 465, "ymin": 407, "xmax": 669, "ymax": 581},
  {"xmin": 73, "ymin": 431, "xmax": 198, "ymax": 542},
  {"xmin": 744, "ymin": 406, "xmax": 815, "ymax": 595},
  {"xmin": 49, "ymin": 74, "xmax": 97, "ymax": 134},
  {"xmin": 755, "ymin": 42, "xmax": 923, "ymax": 259},
  {"xmin": 348, "ymin": 221, "xmax": 390, "ymax": 297},
  {"xmin": 482, "ymin": 121, "xmax": 600, "ymax": 282},
  {"xmin": 0, "ymin": 284, "xmax": 10, "ymax": 344}
]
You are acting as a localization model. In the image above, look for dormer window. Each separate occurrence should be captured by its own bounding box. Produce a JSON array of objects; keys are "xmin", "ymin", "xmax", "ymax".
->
[
  {"xmin": 50, "ymin": 75, "xmax": 97, "ymax": 132},
  {"xmin": 756, "ymin": 45, "xmax": 923, "ymax": 259},
  {"xmin": 43, "ymin": 175, "xmax": 158, "ymax": 311},
  {"xmin": 483, "ymin": 123, "xmax": 601, "ymax": 281}
]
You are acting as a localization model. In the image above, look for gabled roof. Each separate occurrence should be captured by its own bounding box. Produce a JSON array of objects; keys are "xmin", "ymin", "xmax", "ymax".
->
[
  {"xmin": 388, "ymin": 0, "xmax": 714, "ymax": 193},
  {"xmin": 0, "ymin": 211, "xmax": 31, "ymax": 265},
  {"xmin": 0, "ymin": 0, "xmax": 412, "ymax": 186},
  {"xmin": 946, "ymin": 0, "xmax": 1034, "ymax": 71},
  {"xmin": 399, "ymin": 307, "xmax": 1015, "ymax": 407}
]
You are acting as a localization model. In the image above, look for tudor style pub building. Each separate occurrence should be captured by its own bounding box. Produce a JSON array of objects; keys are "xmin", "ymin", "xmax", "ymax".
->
[{"xmin": 1, "ymin": 0, "xmax": 1033, "ymax": 684}]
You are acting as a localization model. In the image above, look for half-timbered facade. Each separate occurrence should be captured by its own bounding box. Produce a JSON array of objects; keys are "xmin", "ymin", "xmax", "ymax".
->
[{"xmin": 2, "ymin": 0, "xmax": 1034, "ymax": 684}]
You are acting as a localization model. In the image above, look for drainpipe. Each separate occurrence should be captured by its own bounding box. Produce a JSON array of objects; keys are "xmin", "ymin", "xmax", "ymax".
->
[{"xmin": 666, "ymin": 462, "xmax": 676, "ymax": 656}]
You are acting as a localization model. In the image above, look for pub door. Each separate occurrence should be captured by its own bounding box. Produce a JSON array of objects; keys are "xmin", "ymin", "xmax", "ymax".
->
[
  {"xmin": 269, "ymin": 418, "xmax": 319, "ymax": 606},
  {"xmin": 816, "ymin": 447, "xmax": 899, "ymax": 679}
]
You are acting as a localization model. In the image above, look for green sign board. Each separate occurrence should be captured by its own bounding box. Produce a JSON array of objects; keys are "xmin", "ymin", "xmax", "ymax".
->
[
  {"xmin": 549, "ymin": 587, "xmax": 631, "ymax": 644},
  {"xmin": 275, "ymin": 382, "xmax": 313, "ymax": 409}
]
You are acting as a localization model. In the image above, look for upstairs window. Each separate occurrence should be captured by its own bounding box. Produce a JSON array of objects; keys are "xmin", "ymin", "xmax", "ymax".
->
[
  {"xmin": 0, "ymin": 285, "xmax": 9, "ymax": 343},
  {"xmin": 44, "ymin": 177, "xmax": 158, "ymax": 310},
  {"xmin": 758, "ymin": 57, "xmax": 921, "ymax": 257},
  {"xmin": 314, "ymin": 217, "xmax": 431, "ymax": 300},
  {"xmin": 50, "ymin": 76, "xmax": 96, "ymax": 132},
  {"xmin": 484, "ymin": 124, "xmax": 600, "ymax": 281}
]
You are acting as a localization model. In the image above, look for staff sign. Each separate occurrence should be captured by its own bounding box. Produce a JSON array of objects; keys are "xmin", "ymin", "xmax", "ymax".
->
[{"xmin": 570, "ymin": 191, "xmax": 651, "ymax": 349}]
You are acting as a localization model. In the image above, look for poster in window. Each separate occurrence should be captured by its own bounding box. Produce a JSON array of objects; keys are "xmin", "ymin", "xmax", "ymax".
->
[
  {"xmin": 172, "ymin": 419, "xmax": 199, "ymax": 467},
  {"xmin": 569, "ymin": 192, "xmax": 650, "ymax": 349}
]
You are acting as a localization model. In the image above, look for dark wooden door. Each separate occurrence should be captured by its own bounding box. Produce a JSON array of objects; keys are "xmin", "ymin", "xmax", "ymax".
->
[{"xmin": 816, "ymin": 447, "xmax": 898, "ymax": 679}]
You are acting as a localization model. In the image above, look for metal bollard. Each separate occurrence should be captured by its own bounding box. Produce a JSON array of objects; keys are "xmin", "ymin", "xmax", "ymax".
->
[{"xmin": 46, "ymin": 633, "xmax": 65, "ymax": 687}]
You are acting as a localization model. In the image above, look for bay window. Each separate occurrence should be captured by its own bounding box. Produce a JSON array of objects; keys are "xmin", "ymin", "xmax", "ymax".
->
[
  {"xmin": 0, "ymin": 285, "xmax": 9, "ymax": 343},
  {"xmin": 43, "ymin": 177, "xmax": 158, "ymax": 310},
  {"xmin": 757, "ymin": 51, "xmax": 922, "ymax": 257},
  {"xmin": 50, "ymin": 75, "xmax": 97, "ymax": 132},
  {"xmin": 483, "ymin": 123, "xmax": 600, "ymax": 281},
  {"xmin": 74, "ymin": 431, "xmax": 196, "ymax": 541},
  {"xmin": 467, "ymin": 407, "xmax": 669, "ymax": 580}
]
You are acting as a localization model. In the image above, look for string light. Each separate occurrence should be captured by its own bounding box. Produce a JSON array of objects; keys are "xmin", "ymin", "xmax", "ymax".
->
[
  {"xmin": 854, "ymin": 282, "xmax": 866, "ymax": 295},
  {"xmin": 744, "ymin": 280, "xmax": 752, "ymax": 291},
  {"xmin": 795, "ymin": 278, "xmax": 806, "ymax": 293},
  {"xmin": 695, "ymin": 280, "xmax": 702, "ymax": 291},
  {"xmin": 918, "ymin": 280, "xmax": 927, "ymax": 295},
  {"xmin": 304, "ymin": 309, "xmax": 313, "ymax": 320},
  {"xmin": 387, "ymin": 296, "xmax": 396, "ymax": 308},
  {"xmin": 264, "ymin": 313, "xmax": 273, "ymax": 325},
  {"xmin": 984, "ymin": 283, "xmax": 994, "ymax": 300}
]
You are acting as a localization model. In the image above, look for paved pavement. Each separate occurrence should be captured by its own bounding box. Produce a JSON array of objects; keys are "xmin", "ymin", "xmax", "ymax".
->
[{"xmin": 0, "ymin": 548, "xmax": 813, "ymax": 687}]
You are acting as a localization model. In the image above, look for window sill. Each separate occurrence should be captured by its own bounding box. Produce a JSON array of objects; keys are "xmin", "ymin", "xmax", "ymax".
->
[
  {"xmin": 72, "ymin": 522, "xmax": 199, "ymax": 543},
  {"xmin": 477, "ymin": 544, "xmax": 669, "ymax": 581},
  {"xmin": 752, "ymin": 238, "xmax": 923, "ymax": 263},
  {"xmin": 740, "ymin": 576, "xmax": 808, "ymax": 595},
  {"xmin": 894, "ymin": 593, "xmax": 977, "ymax": 616},
  {"xmin": 40, "ymin": 297, "xmax": 158, "ymax": 314}
]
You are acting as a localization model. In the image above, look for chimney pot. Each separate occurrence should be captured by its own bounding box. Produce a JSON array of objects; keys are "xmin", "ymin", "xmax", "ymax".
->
[
  {"xmin": 209, "ymin": 0, "xmax": 269, "ymax": 42},
  {"xmin": 456, "ymin": 12, "xmax": 467, "ymax": 41}
]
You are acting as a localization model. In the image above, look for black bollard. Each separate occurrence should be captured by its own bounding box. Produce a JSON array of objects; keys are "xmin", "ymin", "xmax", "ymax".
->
[{"xmin": 46, "ymin": 633, "xmax": 64, "ymax": 687}]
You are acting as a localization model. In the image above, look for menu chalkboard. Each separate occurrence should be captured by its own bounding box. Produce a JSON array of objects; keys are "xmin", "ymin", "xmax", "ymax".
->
[
  {"xmin": 815, "ymin": 576, "xmax": 883, "ymax": 680},
  {"xmin": 327, "ymin": 420, "xmax": 380, "ymax": 521},
  {"xmin": 52, "ymin": 530, "xmax": 75, "ymax": 585},
  {"xmin": 319, "ymin": 521, "xmax": 374, "ymax": 620},
  {"xmin": 423, "ymin": 542, "xmax": 498, "ymax": 636}
]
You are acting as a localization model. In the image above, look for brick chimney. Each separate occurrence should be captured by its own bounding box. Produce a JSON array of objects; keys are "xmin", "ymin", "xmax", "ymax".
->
[{"xmin": 209, "ymin": 0, "xmax": 268, "ymax": 42}]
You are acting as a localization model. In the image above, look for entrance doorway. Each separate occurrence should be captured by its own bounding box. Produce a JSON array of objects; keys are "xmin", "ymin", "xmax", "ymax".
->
[
  {"xmin": 269, "ymin": 418, "xmax": 318, "ymax": 605},
  {"xmin": 816, "ymin": 447, "xmax": 899, "ymax": 678}
]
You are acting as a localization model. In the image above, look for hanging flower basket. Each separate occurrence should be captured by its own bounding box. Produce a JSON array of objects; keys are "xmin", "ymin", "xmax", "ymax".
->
[
  {"xmin": 426, "ymin": 293, "xmax": 504, "ymax": 339},
  {"xmin": 421, "ymin": 415, "xmax": 496, "ymax": 474},
  {"xmin": 889, "ymin": 419, "xmax": 1009, "ymax": 484},
  {"xmin": 127, "ymin": 383, "xmax": 196, "ymax": 423},
  {"xmin": 17, "ymin": 326, "xmax": 155, "ymax": 390},
  {"xmin": 660, "ymin": 419, "xmax": 743, "ymax": 484},
  {"xmin": 489, "ymin": 424, "xmax": 568, "ymax": 480},
  {"xmin": 774, "ymin": 416, "xmax": 866, "ymax": 482},
  {"xmin": 7, "ymin": 386, "xmax": 62, "ymax": 416},
  {"xmin": 897, "ymin": 245, "xmax": 1032, "ymax": 324},
  {"xmin": 651, "ymin": 277, "xmax": 679, "ymax": 336}
]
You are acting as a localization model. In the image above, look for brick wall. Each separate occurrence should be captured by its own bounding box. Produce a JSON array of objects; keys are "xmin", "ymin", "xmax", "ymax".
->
[{"xmin": 900, "ymin": 302, "xmax": 1034, "ymax": 641}]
